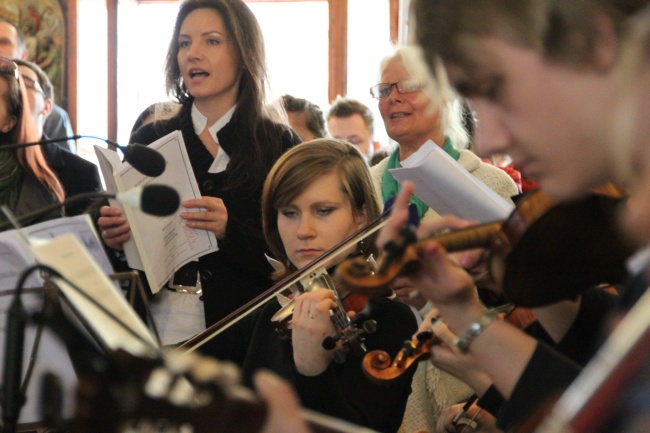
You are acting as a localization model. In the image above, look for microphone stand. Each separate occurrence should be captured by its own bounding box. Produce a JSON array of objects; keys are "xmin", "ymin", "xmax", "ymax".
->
[
  {"xmin": 1, "ymin": 265, "xmax": 45, "ymax": 433},
  {"xmin": 0, "ymin": 135, "xmax": 166, "ymax": 178}
]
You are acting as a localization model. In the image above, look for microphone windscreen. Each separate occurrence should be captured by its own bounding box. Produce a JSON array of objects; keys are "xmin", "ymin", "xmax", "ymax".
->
[
  {"xmin": 141, "ymin": 185, "xmax": 180, "ymax": 216},
  {"xmin": 122, "ymin": 144, "xmax": 166, "ymax": 177}
]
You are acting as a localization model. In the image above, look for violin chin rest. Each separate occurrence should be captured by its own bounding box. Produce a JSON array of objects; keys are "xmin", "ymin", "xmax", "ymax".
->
[{"xmin": 502, "ymin": 194, "xmax": 635, "ymax": 307}]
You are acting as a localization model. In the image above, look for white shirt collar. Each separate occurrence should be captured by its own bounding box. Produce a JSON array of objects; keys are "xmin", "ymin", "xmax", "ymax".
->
[{"xmin": 191, "ymin": 103, "xmax": 236, "ymax": 173}]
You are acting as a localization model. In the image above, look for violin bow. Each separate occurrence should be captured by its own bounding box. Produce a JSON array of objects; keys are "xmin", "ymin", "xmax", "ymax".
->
[
  {"xmin": 177, "ymin": 208, "xmax": 392, "ymax": 353},
  {"xmin": 534, "ymin": 285, "xmax": 650, "ymax": 432}
]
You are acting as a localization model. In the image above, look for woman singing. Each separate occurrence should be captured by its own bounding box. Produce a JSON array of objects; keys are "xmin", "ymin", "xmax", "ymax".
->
[{"xmin": 97, "ymin": 0, "xmax": 300, "ymax": 343}]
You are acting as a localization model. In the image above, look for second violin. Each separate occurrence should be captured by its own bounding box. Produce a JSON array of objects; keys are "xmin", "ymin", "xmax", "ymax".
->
[{"xmin": 338, "ymin": 189, "xmax": 635, "ymax": 307}]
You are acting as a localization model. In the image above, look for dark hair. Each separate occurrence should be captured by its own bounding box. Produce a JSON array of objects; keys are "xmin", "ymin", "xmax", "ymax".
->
[
  {"xmin": 281, "ymin": 94, "xmax": 326, "ymax": 139},
  {"xmin": 164, "ymin": 0, "xmax": 290, "ymax": 189},
  {"xmin": 262, "ymin": 139, "xmax": 380, "ymax": 279},
  {"xmin": 327, "ymin": 97, "xmax": 374, "ymax": 137},
  {"xmin": 13, "ymin": 58, "xmax": 53, "ymax": 100}
]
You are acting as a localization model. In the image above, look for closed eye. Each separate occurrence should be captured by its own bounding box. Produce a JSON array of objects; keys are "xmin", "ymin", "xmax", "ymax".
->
[
  {"xmin": 315, "ymin": 207, "xmax": 335, "ymax": 216},
  {"xmin": 280, "ymin": 209, "xmax": 298, "ymax": 218}
]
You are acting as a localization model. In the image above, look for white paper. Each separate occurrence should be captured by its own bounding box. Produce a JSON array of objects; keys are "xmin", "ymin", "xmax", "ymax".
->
[
  {"xmin": 0, "ymin": 291, "xmax": 78, "ymax": 423},
  {"xmin": 30, "ymin": 234, "xmax": 158, "ymax": 355},
  {"xmin": 94, "ymin": 131, "xmax": 219, "ymax": 292},
  {"xmin": 390, "ymin": 140, "xmax": 514, "ymax": 222},
  {"xmin": 0, "ymin": 214, "xmax": 113, "ymax": 290}
]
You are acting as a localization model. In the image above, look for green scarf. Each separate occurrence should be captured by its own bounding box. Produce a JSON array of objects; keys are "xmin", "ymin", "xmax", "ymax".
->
[
  {"xmin": 0, "ymin": 151, "xmax": 22, "ymax": 223},
  {"xmin": 381, "ymin": 137, "xmax": 460, "ymax": 221}
]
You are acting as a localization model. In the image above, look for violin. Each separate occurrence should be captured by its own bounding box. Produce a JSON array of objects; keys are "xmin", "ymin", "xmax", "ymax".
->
[
  {"xmin": 270, "ymin": 265, "xmax": 377, "ymax": 363},
  {"xmin": 178, "ymin": 210, "xmax": 390, "ymax": 353},
  {"xmin": 361, "ymin": 303, "xmax": 516, "ymax": 384},
  {"xmin": 338, "ymin": 189, "xmax": 635, "ymax": 308}
]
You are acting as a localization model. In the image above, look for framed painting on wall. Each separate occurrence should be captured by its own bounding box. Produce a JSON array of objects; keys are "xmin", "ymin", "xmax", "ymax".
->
[{"xmin": 0, "ymin": 0, "xmax": 74, "ymax": 113}]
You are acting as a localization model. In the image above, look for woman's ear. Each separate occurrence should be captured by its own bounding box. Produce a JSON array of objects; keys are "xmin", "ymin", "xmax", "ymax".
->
[
  {"xmin": 591, "ymin": 9, "xmax": 619, "ymax": 71},
  {"xmin": 357, "ymin": 204, "xmax": 368, "ymax": 228},
  {"xmin": 0, "ymin": 115, "xmax": 16, "ymax": 133}
]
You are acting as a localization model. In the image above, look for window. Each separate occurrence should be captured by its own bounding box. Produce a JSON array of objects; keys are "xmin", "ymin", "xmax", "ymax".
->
[{"xmin": 76, "ymin": 0, "xmax": 395, "ymax": 152}]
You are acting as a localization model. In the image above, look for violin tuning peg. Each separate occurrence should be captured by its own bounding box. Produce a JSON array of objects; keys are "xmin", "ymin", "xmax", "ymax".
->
[
  {"xmin": 362, "ymin": 319, "xmax": 377, "ymax": 335},
  {"xmin": 399, "ymin": 225, "xmax": 418, "ymax": 244},
  {"xmin": 416, "ymin": 330, "xmax": 433, "ymax": 343},
  {"xmin": 383, "ymin": 240, "xmax": 405, "ymax": 256}
]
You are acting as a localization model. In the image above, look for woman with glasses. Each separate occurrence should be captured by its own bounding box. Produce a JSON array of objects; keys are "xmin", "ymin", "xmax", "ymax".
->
[
  {"xmin": 368, "ymin": 46, "xmax": 518, "ymax": 433},
  {"xmin": 97, "ymin": 0, "xmax": 301, "ymax": 344},
  {"xmin": 0, "ymin": 56, "xmax": 64, "ymax": 226}
]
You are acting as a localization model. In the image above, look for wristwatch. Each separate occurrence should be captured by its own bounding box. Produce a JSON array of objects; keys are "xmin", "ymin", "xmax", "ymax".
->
[{"xmin": 455, "ymin": 309, "xmax": 499, "ymax": 353}]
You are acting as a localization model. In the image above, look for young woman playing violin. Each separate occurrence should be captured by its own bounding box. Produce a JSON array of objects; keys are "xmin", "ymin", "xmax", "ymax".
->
[{"xmin": 197, "ymin": 139, "xmax": 418, "ymax": 433}]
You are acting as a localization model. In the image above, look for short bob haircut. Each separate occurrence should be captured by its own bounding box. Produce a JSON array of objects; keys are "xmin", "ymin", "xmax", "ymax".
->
[{"xmin": 262, "ymin": 139, "xmax": 381, "ymax": 279}]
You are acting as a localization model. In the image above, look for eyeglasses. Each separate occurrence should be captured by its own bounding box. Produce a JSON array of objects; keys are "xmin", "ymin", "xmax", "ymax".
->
[
  {"xmin": 370, "ymin": 79, "xmax": 423, "ymax": 99},
  {"xmin": 22, "ymin": 75, "xmax": 47, "ymax": 99},
  {"xmin": 0, "ymin": 56, "xmax": 18, "ymax": 81}
]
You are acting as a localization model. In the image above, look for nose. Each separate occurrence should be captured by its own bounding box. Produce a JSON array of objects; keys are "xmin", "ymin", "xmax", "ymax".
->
[
  {"xmin": 296, "ymin": 215, "xmax": 316, "ymax": 240},
  {"xmin": 471, "ymin": 99, "xmax": 512, "ymax": 158},
  {"xmin": 386, "ymin": 85, "xmax": 403, "ymax": 103},
  {"xmin": 186, "ymin": 41, "xmax": 201, "ymax": 60}
]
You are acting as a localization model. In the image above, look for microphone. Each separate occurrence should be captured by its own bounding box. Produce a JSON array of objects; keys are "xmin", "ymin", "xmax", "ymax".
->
[
  {"xmin": 1, "ymin": 135, "xmax": 166, "ymax": 177},
  {"xmin": 0, "ymin": 184, "xmax": 181, "ymax": 231},
  {"xmin": 115, "ymin": 185, "xmax": 181, "ymax": 217}
]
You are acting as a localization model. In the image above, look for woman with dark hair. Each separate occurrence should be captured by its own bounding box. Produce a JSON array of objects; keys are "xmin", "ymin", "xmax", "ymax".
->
[
  {"xmin": 0, "ymin": 56, "xmax": 64, "ymax": 226},
  {"xmin": 97, "ymin": 0, "xmax": 300, "ymax": 342},
  {"xmin": 199, "ymin": 139, "xmax": 417, "ymax": 433}
]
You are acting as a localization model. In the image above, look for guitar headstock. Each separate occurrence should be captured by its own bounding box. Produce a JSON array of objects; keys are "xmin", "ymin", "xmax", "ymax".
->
[{"xmin": 71, "ymin": 349, "xmax": 267, "ymax": 433}]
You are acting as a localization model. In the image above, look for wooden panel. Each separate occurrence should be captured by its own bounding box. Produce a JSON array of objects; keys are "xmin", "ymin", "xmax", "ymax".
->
[
  {"xmin": 107, "ymin": 0, "xmax": 118, "ymax": 144},
  {"xmin": 67, "ymin": 0, "xmax": 78, "ymax": 133},
  {"xmin": 390, "ymin": 0, "xmax": 399, "ymax": 44},
  {"xmin": 328, "ymin": 0, "xmax": 346, "ymax": 102}
]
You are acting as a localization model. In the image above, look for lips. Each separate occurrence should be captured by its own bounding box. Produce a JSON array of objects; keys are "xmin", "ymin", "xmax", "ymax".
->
[
  {"xmin": 189, "ymin": 68, "xmax": 209, "ymax": 79},
  {"xmin": 390, "ymin": 112, "xmax": 410, "ymax": 119}
]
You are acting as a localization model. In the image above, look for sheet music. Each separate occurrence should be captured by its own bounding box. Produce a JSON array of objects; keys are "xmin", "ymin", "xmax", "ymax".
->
[
  {"xmin": 30, "ymin": 234, "xmax": 158, "ymax": 355},
  {"xmin": 94, "ymin": 131, "xmax": 219, "ymax": 292},
  {"xmin": 0, "ymin": 214, "xmax": 113, "ymax": 290},
  {"xmin": 390, "ymin": 140, "xmax": 514, "ymax": 222}
]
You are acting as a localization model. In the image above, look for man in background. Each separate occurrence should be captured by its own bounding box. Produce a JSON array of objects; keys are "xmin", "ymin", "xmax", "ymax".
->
[
  {"xmin": 327, "ymin": 96, "xmax": 382, "ymax": 162},
  {"xmin": 281, "ymin": 94, "xmax": 326, "ymax": 142},
  {"xmin": 0, "ymin": 17, "xmax": 76, "ymax": 153}
]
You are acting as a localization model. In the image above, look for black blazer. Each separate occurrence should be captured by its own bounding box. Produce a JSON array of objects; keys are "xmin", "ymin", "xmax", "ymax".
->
[
  {"xmin": 130, "ymin": 104, "xmax": 300, "ymax": 325},
  {"xmin": 41, "ymin": 140, "xmax": 103, "ymax": 216}
]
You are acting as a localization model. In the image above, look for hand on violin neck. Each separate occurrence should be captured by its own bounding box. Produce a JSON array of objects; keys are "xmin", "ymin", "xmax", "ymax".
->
[
  {"xmin": 390, "ymin": 276, "xmax": 428, "ymax": 310},
  {"xmin": 422, "ymin": 312, "xmax": 492, "ymax": 395},
  {"xmin": 291, "ymin": 289, "xmax": 338, "ymax": 376}
]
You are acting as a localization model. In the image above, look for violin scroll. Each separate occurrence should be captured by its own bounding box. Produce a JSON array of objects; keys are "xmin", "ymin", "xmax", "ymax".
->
[{"xmin": 362, "ymin": 330, "xmax": 440, "ymax": 385}]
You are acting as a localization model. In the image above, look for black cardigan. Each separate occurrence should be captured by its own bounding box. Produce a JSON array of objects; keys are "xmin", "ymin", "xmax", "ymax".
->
[
  {"xmin": 198, "ymin": 296, "xmax": 418, "ymax": 433},
  {"xmin": 130, "ymin": 104, "xmax": 300, "ymax": 326}
]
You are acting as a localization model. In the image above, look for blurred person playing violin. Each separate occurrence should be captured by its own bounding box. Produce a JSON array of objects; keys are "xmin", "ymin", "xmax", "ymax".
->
[
  {"xmin": 364, "ymin": 0, "xmax": 650, "ymax": 431},
  {"xmin": 197, "ymin": 139, "xmax": 418, "ymax": 433}
]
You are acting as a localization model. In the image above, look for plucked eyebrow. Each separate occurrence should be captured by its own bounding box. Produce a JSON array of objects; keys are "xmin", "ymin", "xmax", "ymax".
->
[{"xmin": 179, "ymin": 31, "xmax": 225, "ymax": 39}]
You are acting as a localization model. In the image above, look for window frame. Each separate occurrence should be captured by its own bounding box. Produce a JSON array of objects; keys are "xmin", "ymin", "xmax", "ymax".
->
[{"xmin": 104, "ymin": 0, "xmax": 399, "ymax": 141}]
